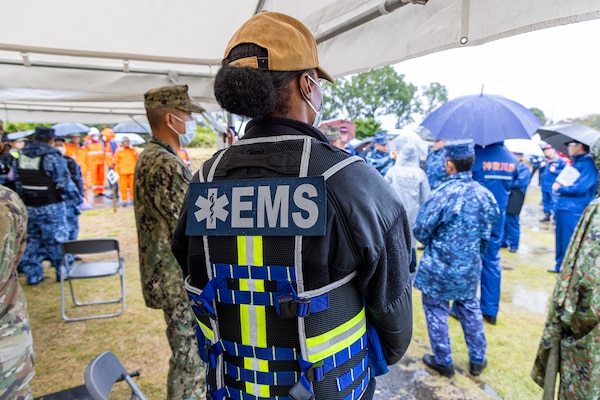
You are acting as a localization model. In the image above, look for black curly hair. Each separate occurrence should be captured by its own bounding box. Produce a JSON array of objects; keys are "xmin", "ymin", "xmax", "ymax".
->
[{"xmin": 214, "ymin": 43, "xmax": 311, "ymax": 118}]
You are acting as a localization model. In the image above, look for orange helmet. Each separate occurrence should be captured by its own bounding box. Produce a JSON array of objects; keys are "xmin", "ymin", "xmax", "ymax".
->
[{"xmin": 102, "ymin": 127, "xmax": 115, "ymax": 141}]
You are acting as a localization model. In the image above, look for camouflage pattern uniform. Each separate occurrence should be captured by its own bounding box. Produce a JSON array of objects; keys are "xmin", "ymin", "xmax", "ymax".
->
[
  {"xmin": 424, "ymin": 148, "xmax": 447, "ymax": 191},
  {"xmin": 413, "ymin": 170, "xmax": 499, "ymax": 366},
  {"xmin": 364, "ymin": 148, "xmax": 394, "ymax": 176},
  {"xmin": 12, "ymin": 140, "xmax": 79, "ymax": 284},
  {"xmin": 531, "ymin": 138, "xmax": 600, "ymax": 399},
  {"xmin": 0, "ymin": 185, "xmax": 35, "ymax": 400},
  {"xmin": 134, "ymin": 136, "xmax": 205, "ymax": 400}
]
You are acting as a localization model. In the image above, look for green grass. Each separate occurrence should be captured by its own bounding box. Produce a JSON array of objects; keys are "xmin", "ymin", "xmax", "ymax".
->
[{"xmin": 23, "ymin": 157, "xmax": 556, "ymax": 399}]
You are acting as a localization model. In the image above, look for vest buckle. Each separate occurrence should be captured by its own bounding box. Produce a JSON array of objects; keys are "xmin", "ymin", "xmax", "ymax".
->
[{"xmin": 278, "ymin": 296, "xmax": 311, "ymax": 319}]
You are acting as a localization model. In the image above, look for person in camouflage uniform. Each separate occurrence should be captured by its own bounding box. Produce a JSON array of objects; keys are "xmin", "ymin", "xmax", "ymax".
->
[
  {"xmin": 12, "ymin": 127, "xmax": 79, "ymax": 284},
  {"xmin": 134, "ymin": 84, "xmax": 206, "ymax": 400},
  {"xmin": 424, "ymin": 139, "xmax": 447, "ymax": 191},
  {"xmin": 364, "ymin": 132, "xmax": 394, "ymax": 176},
  {"xmin": 0, "ymin": 184, "xmax": 35, "ymax": 400},
  {"xmin": 531, "ymin": 137, "xmax": 600, "ymax": 399},
  {"xmin": 413, "ymin": 140, "xmax": 499, "ymax": 378},
  {"xmin": 54, "ymin": 137, "xmax": 85, "ymax": 241}
]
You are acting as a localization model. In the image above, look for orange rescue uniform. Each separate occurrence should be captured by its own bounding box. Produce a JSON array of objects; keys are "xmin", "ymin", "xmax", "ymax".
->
[
  {"xmin": 178, "ymin": 147, "xmax": 191, "ymax": 168},
  {"xmin": 86, "ymin": 140, "xmax": 106, "ymax": 195},
  {"xmin": 114, "ymin": 146, "xmax": 139, "ymax": 202}
]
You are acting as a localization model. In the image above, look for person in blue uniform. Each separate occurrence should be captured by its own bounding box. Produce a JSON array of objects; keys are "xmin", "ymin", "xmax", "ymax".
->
[
  {"xmin": 502, "ymin": 152, "xmax": 532, "ymax": 252},
  {"xmin": 539, "ymin": 144, "xmax": 567, "ymax": 222},
  {"xmin": 471, "ymin": 141, "xmax": 518, "ymax": 325},
  {"xmin": 413, "ymin": 139, "xmax": 499, "ymax": 378},
  {"xmin": 424, "ymin": 139, "xmax": 447, "ymax": 190},
  {"xmin": 12, "ymin": 127, "xmax": 79, "ymax": 284},
  {"xmin": 550, "ymin": 139, "xmax": 598, "ymax": 273},
  {"xmin": 54, "ymin": 137, "xmax": 85, "ymax": 242},
  {"xmin": 365, "ymin": 131, "xmax": 394, "ymax": 176}
]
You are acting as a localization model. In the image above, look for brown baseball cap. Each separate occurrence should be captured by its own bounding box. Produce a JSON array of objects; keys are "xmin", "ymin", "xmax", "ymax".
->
[
  {"xmin": 224, "ymin": 11, "xmax": 334, "ymax": 83},
  {"xmin": 144, "ymin": 84, "xmax": 205, "ymax": 113}
]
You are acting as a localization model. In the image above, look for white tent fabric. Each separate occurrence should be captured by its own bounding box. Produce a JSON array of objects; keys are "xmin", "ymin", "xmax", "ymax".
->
[{"xmin": 2, "ymin": 0, "xmax": 600, "ymax": 123}]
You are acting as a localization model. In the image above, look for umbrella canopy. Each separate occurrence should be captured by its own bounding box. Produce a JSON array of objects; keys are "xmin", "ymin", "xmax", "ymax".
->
[
  {"xmin": 6, "ymin": 129, "xmax": 34, "ymax": 141},
  {"xmin": 536, "ymin": 123, "xmax": 600, "ymax": 156},
  {"xmin": 113, "ymin": 133, "xmax": 146, "ymax": 146},
  {"xmin": 420, "ymin": 94, "xmax": 542, "ymax": 146},
  {"xmin": 51, "ymin": 122, "xmax": 90, "ymax": 137},
  {"xmin": 504, "ymin": 138, "xmax": 544, "ymax": 156},
  {"xmin": 112, "ymin": 122, "xmax": 151, "ymax": 135}
]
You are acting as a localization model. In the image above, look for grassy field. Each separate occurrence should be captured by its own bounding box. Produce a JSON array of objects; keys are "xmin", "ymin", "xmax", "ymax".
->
[{"xmin": 23, "ymin": 149, "xmax": 556, "ymax": 399}]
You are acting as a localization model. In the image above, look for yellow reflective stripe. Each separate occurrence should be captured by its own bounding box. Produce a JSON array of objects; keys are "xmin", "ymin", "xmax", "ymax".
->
[
  {"xmin": 306, "ymin": 308, "xmax": 367, "ymax": 362},
  {"xmin": 237, "ymin": 236, "xmax": 269, "ymax": 397},
  {"xmin": 195, "ymin": 316, "xmax": 214, "ymax": 341}
]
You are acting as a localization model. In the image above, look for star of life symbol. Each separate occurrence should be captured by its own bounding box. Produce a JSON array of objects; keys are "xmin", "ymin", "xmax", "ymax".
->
[{"xmin": 194, "ymin": 188, "xmax": 229, "ymax": 229}]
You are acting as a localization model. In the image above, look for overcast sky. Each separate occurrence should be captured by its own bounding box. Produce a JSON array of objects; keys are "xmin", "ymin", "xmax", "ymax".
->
[{"xmin": 393, "ymin": 18, "xmax": 600, "ymax": 126}]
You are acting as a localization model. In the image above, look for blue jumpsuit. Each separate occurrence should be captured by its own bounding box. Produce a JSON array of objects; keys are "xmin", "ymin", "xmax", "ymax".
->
[
  {"xmin": 539, "ymin": 155, "xmax": 566, "ymax": 218},
  {"xmin": 13, "ymin": 141, "xmax": 80, "ymax": 284},
  {"xmin": 413, "ymin": 171, "xmax": 499, "ymax": 366},
  {"xmin": 424, "ymin": 148, "xmax": 447, "ymax": 190},
  {"xmin": 553, "ymin": 153, "xmax": 598, "ymax": 271},
  {"xmin": 472, "ymin": 143, "xmax": 517, "ymax": 319},
  {"xmin": 502, "ymin": 160, "xmax": 532, "ymax": 250}
]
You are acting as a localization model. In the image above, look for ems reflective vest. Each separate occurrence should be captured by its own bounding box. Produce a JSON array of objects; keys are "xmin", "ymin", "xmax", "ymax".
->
[
  {"xmin": 185, "ymin": 135, "xmax": 386, "ymax": 400},
  {"xmin": 17, "ymin": 154, "xmax": 61, "ymax": 207}
]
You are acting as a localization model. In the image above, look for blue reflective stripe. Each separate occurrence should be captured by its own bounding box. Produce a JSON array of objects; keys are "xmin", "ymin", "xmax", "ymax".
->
[
  {"xmin": 214, "ymin": 386, "xmax": 292, "ymax": 400},
  {"xmin": 341, "ymin": 370, "xmax": 370, "ymax": 400},
  {"xmin": 220, "ymin": 339, "xmax": 298, "ymax": 362},
  {"xmin": 213, "ymin": 263, "xmax": 296, "ymax": 281},
  {"xmin": 336, "ymin": 353, "xmax": 368, "ymax": 392},
  {"xmin": 217, "ymin": 288, "xmax": 277, "ymax": 307},
  {"xmin": 224, "ymin": 361, "xmax": 299, "ymax": 386}
]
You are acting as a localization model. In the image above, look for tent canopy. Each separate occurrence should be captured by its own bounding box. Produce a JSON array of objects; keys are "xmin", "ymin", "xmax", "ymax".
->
[{"xmin": 2, "ymin": 0, "xmax": 600, "ymax": 123}]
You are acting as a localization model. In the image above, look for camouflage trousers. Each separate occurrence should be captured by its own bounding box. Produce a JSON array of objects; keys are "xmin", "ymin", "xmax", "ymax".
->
[
  {"xmin": 0, "ymin": 346, "xmax": 35, "ymax": 400},
  {"xmin": 422, "ymin": 293, "xmax": 487, "ymax": 366},
  {"xmin": 20, "ymin": 202, "xmax": 69, "ymax": 284},
  {"xmin": 163, "ymin": 302, "xmax": 206, "ymax": 400}
]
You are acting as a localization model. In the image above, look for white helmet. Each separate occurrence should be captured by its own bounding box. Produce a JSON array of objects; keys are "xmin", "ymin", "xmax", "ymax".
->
[{"xmin": 89, "ymin": 127, "xmax": 100, "ymax": 136}]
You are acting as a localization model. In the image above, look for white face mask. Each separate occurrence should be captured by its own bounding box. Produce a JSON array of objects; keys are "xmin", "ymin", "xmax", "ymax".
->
[
  {"xmin": 302, "ymin": 75, "xmax": 323, "ymax": 128},
  {"xmin": 56, "ymin": 146, "xmax": 66, "ymax": 155},
  {"xmin": 168, "ymin": 114, "xmax": 197, "ymax": 146}
]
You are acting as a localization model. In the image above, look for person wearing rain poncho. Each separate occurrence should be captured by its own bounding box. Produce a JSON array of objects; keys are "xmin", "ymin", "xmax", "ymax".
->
[
  {"xmin": 385, "ymin": 141, "xmax": 431, "ymax": 273},
  {"xmin": 531, "ymin": 137, "xmax": 600, "ymax": 400}
]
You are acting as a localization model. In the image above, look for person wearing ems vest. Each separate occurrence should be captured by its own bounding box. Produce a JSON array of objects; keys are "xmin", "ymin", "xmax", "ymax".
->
[
  {"xmin": 86, "ymin": 127, "xmax": 106, "ymax": 197},
  {"xmin": 471, "ymin": 141, "xmax": 518, "ymax": 326},
  {"xmin": 134, "ymin": 84, "xmax": 206, "ymax": 400},
  {"xmin": 171, "ymin": 11, "xmax": 413, "ymax": 400},
  {"xmin": 114, "ymin": 136, "xmax": 138, "ymax": 205},
  {"xmin": 413, "ymin": 140, "xmax": 499, "ymax": 378},
  {"xmin": 501, "ymin": 152, "xmax": 532, "ymax": 253},
  {"xmin": 12, "ymin": 127, "xmax": 80, "ymax": 285},
  {"xmin": 550, "ymin": 139, "xmax": 598, "ymax": 273}
]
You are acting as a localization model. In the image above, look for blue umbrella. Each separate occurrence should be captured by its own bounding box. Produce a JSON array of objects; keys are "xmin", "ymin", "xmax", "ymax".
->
[
  {"xmin": 112, "ymin": 122, "xmax": 151, "ymax": 134},
  {"xmin": 420, "ymin": 94, "xmax": 541, "ymax": 146},
  {"xmin": 52, "ymin": 122, "xmax": 90, "ymax": 137}
]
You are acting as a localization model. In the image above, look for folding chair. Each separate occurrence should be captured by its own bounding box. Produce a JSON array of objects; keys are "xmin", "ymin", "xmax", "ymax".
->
[
  {"xmin": 60, "ymin": 238, "xmax": 125, "ymax": 322},
  {"xmin": 84, "ymin": 351, "xmax": 146, "ymax": 400}
]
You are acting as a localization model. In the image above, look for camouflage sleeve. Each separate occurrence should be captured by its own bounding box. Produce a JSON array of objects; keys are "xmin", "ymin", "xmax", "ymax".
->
[
  {"xmin": 0, "ymin": 186, "xmax": 27, "ymax": 281},
  {"xmin": 412, "ymin": 194, "xmax": 445, "ymax": 246},
  {"xmin": 44, "ymin": 152, "xmax": 79, "ymax": 202},
  {"xmin": 150, "ymin": 155, "xmax": 190, "ymax": 234}
]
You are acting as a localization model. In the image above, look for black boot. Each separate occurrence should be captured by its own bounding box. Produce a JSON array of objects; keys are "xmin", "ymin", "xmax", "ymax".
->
[{"xmin": 540, "ymin": 212, "xmax": 551, "ymax": 222}]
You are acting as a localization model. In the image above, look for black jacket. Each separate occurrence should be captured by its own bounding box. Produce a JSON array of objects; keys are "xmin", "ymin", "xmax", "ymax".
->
[{"xmin": 172, "ymin": 116, "xmax": 412, "ymax": 367}]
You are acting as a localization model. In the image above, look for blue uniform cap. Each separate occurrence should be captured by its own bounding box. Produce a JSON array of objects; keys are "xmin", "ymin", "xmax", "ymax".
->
[
  {"xmin": 444, "ymin": 139, "xmax": 474, "ymax": 159},
  {"xmin": 34, "ymin": 126, "xmax": 55, "ymax": 140},
  {"xmin": 374, "ymin": 131, "xmax": 388, "ymax": 145}
]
